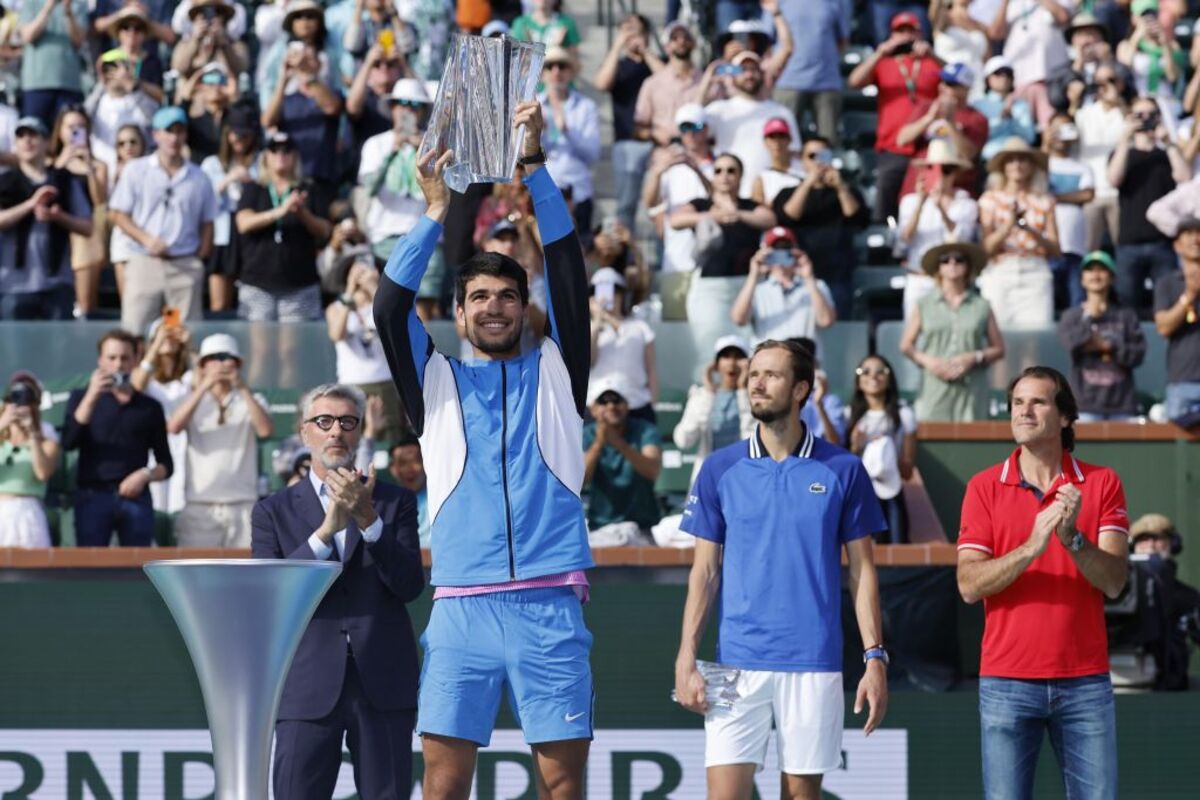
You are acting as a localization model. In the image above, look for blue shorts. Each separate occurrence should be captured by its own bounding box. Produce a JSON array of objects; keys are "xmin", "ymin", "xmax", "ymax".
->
[{"xmin": 416, "ymin": 586, "xmax": 594, "ymax": 746}]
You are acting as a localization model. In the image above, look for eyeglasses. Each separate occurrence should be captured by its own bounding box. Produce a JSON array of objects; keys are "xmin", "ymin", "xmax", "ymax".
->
[
  {"xmin": 595, "ymin": 394, "xmax": 625, "ymax": 406},
  {"xmin": 545, "ymin": 62, "xmax": 571, "ymax": 71},
  {"xmin": 679, "ymin": 122, "xmax": 705, "ymax": 133},
  {"xmin": 304, "ymin": 414, "xmax": 361, "ymax": 432},
  {"xmin": 856, "ymin": 366, "xmax": 891, "ymax": 377},
  {"xmin": 713, "ymin": 166, "xmax": 739, "ymax": 175},
  {"xmin": 938, "ymin": 254, "xmax": 968, "ymax": 265},
  {"xmin": 203, "ymin": 353, "xmax": 238, "ymax": 363}
]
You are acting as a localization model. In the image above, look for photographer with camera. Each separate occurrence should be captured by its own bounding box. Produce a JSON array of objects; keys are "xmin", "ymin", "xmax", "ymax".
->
[
  {"xmin": 0, "ymin": 372, "xmax": 60, "ymax": 548},
  {"xmin": 848, "ymin": 11, "xmax": 942, "ymax": 223},
  {"xmin": 730, "ymin": 226, "xmax": 836, "ymax": 350},
  {"xmin": 588, "ymin": 267, "xmax": 658, "ymax": 423},
  {"xmin": 234, "ymin": 131, "xmax": 332, "ymax": 321},
  {"xmin": 1108, "ymin": 95, "xmax": 1190, "ymax": 312},
  {"xmin": 169, "ymin": 0, "xmax": 249, "ymax": 106},
  {"xmin": 63, "ymin": 329, "xmax": 173, "ymax": 547}
]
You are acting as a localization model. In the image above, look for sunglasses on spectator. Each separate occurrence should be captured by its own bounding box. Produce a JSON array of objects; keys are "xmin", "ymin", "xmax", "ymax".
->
[
  {"xmin": 545, "ymin": 61, "xmax": 571, "ymax": 71},
  {"xmin": 856, "ymin": 366, "xmax": 891, "ymax": 377},
  {"xmin": 679, "ymin": 122, "xmax": 705, "ymax": 133},
  {"xmin": 292, "ymin": 11, "xmax": 321, "ymax": 21},
  {"xmin": 595, "ymin": 393, "xmax": 625, "ymax": 406},
  {"xmin": 394, "ymin": 99, "xmax": 425, "ymax": 108},
  {"xmin": 203, "ymin": 353, "xmax": 238, "ymax": 363},
  {"xmin": 304, "ymin": 415, "xmax": 362, "ymax": 432},
  {"xmin": 938, "ymin": 254, "xmax": 968, "ymax": 265}
]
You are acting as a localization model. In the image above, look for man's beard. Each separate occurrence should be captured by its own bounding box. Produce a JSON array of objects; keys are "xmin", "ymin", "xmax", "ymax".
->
[
  {"xmin": 750, "ymin": 399, "xmax": 792, "ymax": 425},
  {"xmin": 469, "ymin": 323, "xmax": 522, "ymax": 355},
  {"xmin": 317, "ymin": 446, "xmax": 356, "ymax": 472}
]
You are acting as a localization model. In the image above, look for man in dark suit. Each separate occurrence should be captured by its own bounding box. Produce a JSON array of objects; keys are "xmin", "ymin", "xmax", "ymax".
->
[{"xmin": 251, "ymin": 382, "xmax": 424, "ymax": 799}]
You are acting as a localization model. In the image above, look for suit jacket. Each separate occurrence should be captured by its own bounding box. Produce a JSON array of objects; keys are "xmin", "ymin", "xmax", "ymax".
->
[{"xmin": 251, "ymin": 477, "xmax": 425, "ymax": 720}]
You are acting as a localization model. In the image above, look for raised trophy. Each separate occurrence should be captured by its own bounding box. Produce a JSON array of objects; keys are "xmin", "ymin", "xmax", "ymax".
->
[
  {"xmin": 144, "ymin": 559, "xmax": 342, "ymax": 799},
  {"xmin": 419, "ymin": 33, "xmax": 546, "ymax": 192}
]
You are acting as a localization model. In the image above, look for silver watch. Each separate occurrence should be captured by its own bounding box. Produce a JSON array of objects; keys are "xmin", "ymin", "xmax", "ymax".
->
[{"xmin": 1067, "ymin": 530, "xmax": 1085, "ymax": 553}]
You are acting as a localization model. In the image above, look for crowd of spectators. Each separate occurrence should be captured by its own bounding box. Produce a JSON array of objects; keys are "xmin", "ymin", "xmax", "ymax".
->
[{"xmin": 0, "ymin": 0, "xmax": 1199, "ymax": 559}]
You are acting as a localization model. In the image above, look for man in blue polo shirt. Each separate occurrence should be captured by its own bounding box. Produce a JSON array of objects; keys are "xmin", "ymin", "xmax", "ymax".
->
[{"xmin": 674, "ymin": 338, "xmax": 889, "ymax": 800}]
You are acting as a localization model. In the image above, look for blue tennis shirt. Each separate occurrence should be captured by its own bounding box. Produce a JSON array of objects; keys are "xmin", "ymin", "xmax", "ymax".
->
[{"xmin": 681, "ymin": 424, "xmax": 886, "ymax": 672}]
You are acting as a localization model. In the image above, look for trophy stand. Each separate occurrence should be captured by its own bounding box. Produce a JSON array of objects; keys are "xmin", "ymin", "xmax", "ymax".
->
[{"xmin": 145, "ymin": 559, "xmax": 342, "ymax": 799}]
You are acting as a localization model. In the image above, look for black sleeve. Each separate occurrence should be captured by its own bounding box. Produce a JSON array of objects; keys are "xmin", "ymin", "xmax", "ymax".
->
[
  {"xmin": 772, "ymin": 187, "xmax": 798, "ymax": 223},
  {"xmin": 60, "ymin": 390, "xmax": 87, "ymax": 451},
  {"xmin": 367, "ymin": 488, "xmax": 426, "ymax": 603},
  {"xmin": 147, "ymin": 398, "xmax": 173, "ymax": 479},
  {"xmin": 1057, "ymin": 308, "xmax": 1093, "ymax": 355}
]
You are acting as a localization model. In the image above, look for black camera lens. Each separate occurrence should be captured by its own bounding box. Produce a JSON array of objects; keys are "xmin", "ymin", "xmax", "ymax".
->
[{"xmin": 6, "ymin": 385, "xmax": 34, "ymax": 406}]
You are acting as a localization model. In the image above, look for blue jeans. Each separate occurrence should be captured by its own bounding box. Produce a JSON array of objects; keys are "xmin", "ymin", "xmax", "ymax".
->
[
  {"xmin": 1049, "ymin": 253, "xmax": 1084, "ymax": 311},
  {"xmin": 611, "ymin": 139, "xmax": 653, "ymax": 231},
  {"xmin": 869, "ymin": 2, "xmax": 930, "ymax": 45},
  {"xmin": 979, "ymin": 674, "xmax": 1117, "ymax": 800},
  {"xmin": 0, "ymin": 285, "xmax": 74, "ymax": 320},
  {"xmin": 20, "ymin": 89, "xmax": 84, "ymax": 128},
  {"xmin": 1114, "ymin": 240, "xmax": 1176, "ymax": 310},
  {"xmin": 74, "ymin": 488, "xmax": 155, "ymax": 547},
  {"xmin": 1166, "ymin": 382, "xmax": 1200, "ymax": 420},
  {"xmin": 715, "ymin": 1, "xmax": 760, "ymax": 33}
]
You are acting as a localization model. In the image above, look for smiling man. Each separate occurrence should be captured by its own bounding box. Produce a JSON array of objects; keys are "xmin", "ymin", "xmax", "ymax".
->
[
  {"xmin": 374, "ymin": 102, "xmax": 594, "ymax": 799},
  {"xmin": 957, "ymin": 366, "xmax": 1130, "ymax": 800},
  {"xmin": 675, "ymin": 339, "xmax": 887, "ymax": 800}
]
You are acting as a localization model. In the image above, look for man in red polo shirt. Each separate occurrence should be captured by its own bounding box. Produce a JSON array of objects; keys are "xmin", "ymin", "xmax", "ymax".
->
[
  {"xmin": 847, "ymin": 10, "xmax": 942, "ymax": 223},
  {"xmin": 957, "ymin": 365, "xmax": 1129, "ymax": 800}
]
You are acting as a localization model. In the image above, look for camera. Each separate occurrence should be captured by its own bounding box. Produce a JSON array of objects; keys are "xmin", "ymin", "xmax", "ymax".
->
[
  {"xmin": 1136, "ymin": 111, "xmax": 1160, "ymax": 132},
  {"xmin": 764, "ymin": 249, "xmax": 795, "ymax": 267},
  {"xmin": 111, "ymin": 372, "xmax": 131, "ymax": 390},
  {"xmin": 891, "ymin": 41, "xmax": 914, "ymax": 56},
  {"xmin": 6, "ymin": 384, "xmax": 34, "ymax": 407},
  {"xmin": 714, "ymin": 63, "xmax": 742, "ymax": 78}
]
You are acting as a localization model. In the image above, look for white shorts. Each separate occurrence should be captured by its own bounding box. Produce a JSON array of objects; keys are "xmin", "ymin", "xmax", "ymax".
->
[{"xmin": 705, "ymin": 669, "xmax": 843, "ymax": 775}]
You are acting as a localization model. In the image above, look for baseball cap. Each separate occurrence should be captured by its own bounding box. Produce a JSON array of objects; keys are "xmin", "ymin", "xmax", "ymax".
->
[
  {"xmin": 674, "ymin": 103, "xmax": 707, "ymax": 129},
  {"xmin": 485, "ymin": 219, "xmax": 518, "ymax": 240},
  {"xmin": 225, "ymin": 103, "xmax": 260, "ymax": 137},
  {"xmin": 198, "ymin": 333, "xmax": 242, "ymax": 362},
  {"xmin": 762, "ymin": 117, "xmax": 790, "ymax": 138},
  {"xmin": 891, "ymin": 11, "xmax": 921, "ymax": 31},
  {"xmin": 939, "ymin": 62, "xmax": 975, "ymax": 88},
  {"xmin": 152, "ymin": 106, "xmax": 188, "ymax": 130},
  {"xmin": 763, "ymin": 226, "xmax": 797, "ymax": 248},
  {"xmin": 590, "ymin": 267, "xmax": 627, "ymax": 289},
  {"xmin": 100, "ymin": 48, "xmax": 131, "ymax": 65},
  {"xmin": 1081, "ymin": 250, "xmax": 1116, "ymax": 273},
  {"xmin": 14, "ymin": 116, "xmax": 47, "ymax": 137},
  {"xmin": 481, "ymin": 19, "xmax": 509, "ymax": 38},
  {"xmin": 731, "ymin": 50, "xmax": 761, "ymax": 66},
  {"xmin": 983, "ymin": 56, "xmax": 1014, "ymax": 78},
  {"xmin": 266, "ymin": 130, "xmax": 295, "ymax": 149},
  {"xmin": 590, "ymin": 375, "xmax": 627, "ymax": 404},
  {"xmin": 543, "ymin": 46, "xmax": 573, "ymax": 67},
  {"xmin": 389, "ymin": 78, "xmax": 430, "ymax": 104},
  {"xmin": 1132, "ymin": 0, "xmax": 1159, "ymax": 16},
  {"xmin": 1176, "ymin": 217, "xmax": 1200, "ymax": 235},
  {"xmin": 713, "ymin": 335, "xmax": 750, "ymax": 359},
  {"xmin": 660, "ymin": 20, "xmax": 693, "ymax": 47}
]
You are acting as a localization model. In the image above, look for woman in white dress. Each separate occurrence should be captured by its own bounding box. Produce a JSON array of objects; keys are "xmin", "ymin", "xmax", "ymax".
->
[{"xmin": 0, "ymin": 373, "xmax": 60, "ymax": 548}]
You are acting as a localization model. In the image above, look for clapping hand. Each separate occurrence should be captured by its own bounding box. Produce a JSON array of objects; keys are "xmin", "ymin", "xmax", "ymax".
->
[{"xmin": 326, "ymin": 466, "xmax": 379, "ymax": 529}]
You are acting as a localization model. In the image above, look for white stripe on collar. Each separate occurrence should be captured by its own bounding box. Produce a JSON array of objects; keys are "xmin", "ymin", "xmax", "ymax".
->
[
  {"xmin": 999, "ymin": 458, "xmax": 1010, "ymax": 483},
  {"xmin": 1070, "ymin": 455, "xmax": 1085, "ymax": 482},
  {"xmin": 749, "ymin": 423, "xmax": 814, "ymax": 459}
]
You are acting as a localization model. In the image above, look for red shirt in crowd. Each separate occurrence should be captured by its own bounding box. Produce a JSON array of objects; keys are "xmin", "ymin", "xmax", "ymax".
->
[
  {"xmin": 958, "ymin": 449, "xmax": 1130, "ymax": 680},
  {"xmin": 897, "ymin": 99, "xmax": 989, "ymax": 197},
  {"xmin": 870, "ymin": 55, "xmax": 942, "ymax": 155}
]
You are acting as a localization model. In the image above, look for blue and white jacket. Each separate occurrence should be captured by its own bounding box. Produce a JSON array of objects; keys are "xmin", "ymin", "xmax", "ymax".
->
[{"xmin": 373, "ymin": 166, "xmax": 594, "ymax": 586}]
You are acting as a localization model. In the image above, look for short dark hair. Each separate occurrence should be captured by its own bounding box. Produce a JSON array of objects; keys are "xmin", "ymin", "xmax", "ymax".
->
[
  {"xmin": 390, "ymin": 430, "xmax": 420, "ymax": 457},
  {"xmin": 714, "ymin": 152, "xmax": 744, "ymax": 173},
  {"xmin": 455, "ymin": 252, "xmax": 529, "ymax": 307},
  {"xmin": 753, "ymin": 339, "xmax": 815, "ymax": 405},
  {"xmin": 97, "ymin": 328, "xmax": 137, "ymax": 354},
  {"xmin": 1006, "ymin": 366, "xmax": 1078, "ymax": 451},
  {"xmin": 802, "ymin": 135, "xmax": 831, "ymax": 149}
]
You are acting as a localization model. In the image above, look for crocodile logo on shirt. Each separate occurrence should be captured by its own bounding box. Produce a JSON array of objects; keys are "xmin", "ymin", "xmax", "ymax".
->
[{"xmin": 809, "ymin": 482, "xmax": 827, "ymax": 494}]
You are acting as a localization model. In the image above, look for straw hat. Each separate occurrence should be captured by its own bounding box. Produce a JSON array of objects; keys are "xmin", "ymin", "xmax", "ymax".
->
[
  {"xmin": 283, "ymin": 0, "xmax": 324, "ymax": 34},
  {"xmin": 986, "ymin": 136, "xmax": 1048, "ymax": 174},
  {"xmin": 914, "ymin": 138, "xmax": 972, "ymax": 169},
  {"xmin": 189, "ymin": 0, "xmax": 235, "ymax": 23},
  {"xmin": 920, "ymin": 241, "xmax": 987, "ymax": 277}
]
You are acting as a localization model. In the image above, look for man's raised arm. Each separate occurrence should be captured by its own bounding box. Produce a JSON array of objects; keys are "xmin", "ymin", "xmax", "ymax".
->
[
  {"xmin": 517, "ymin": 102, "xmax": 591, "ymax": 415},
  {"xmin": 373, "ymin": 150, "xmax": 454, "ymax": 437}
]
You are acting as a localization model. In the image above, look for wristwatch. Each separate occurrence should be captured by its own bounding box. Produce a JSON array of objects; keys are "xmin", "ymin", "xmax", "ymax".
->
[
  {"xmin": 1066, "ymin": 529, "xmax": 1085, "ymax": 553},
  {"xmin": 519, "ymin": 149, "xmax": 546, "ymax": 166},
  {"xmin": 863, "ymin": 645, "xmax": 890, "ymax": 666}
]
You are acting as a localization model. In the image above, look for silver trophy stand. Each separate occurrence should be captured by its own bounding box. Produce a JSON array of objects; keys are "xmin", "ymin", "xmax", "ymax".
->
[{"xmin": 144, "ymin": 559, "xmax": 342, "ymax": 799}]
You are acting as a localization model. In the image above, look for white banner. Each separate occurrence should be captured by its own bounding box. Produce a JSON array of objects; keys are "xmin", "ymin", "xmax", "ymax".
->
[{"xmin": 0, "ymin": 729, "xmax": 906, "ymax": 799}]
